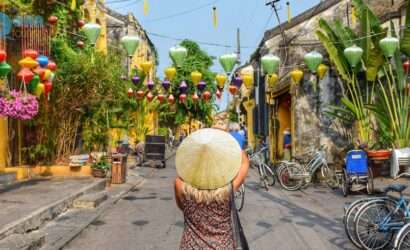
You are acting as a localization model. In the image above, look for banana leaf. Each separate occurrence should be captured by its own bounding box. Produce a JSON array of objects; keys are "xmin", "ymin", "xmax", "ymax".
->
[{"xmin": 401, "ymin": 0, "xmax": 410, "ymax": 57}]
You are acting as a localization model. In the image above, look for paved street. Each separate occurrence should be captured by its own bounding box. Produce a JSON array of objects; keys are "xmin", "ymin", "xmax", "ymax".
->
[{"xmin": 65, "ymin": 156, "xmax": 360, "ymax": 250}]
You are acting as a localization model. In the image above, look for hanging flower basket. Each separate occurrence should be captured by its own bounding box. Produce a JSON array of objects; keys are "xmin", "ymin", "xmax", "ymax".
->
[{"xmin": 0, "ymin": 90, "xmax": 39, "ymax": 120}]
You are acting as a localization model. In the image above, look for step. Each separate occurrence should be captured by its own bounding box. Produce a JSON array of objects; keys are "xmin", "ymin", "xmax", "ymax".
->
[
  {"xmin": 0, "ymin": 232, "xmax": 45, "ymax": 250},
  {"xmin": 73, "ymin": 191, "xmax": 108, "ymax": 209},
  {"xmin": 0, "ymin": 172, "xmax": 16, "ymax": 186}
]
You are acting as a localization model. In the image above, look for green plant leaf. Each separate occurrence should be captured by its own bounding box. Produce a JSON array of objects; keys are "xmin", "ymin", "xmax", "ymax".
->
[{"xmin": 401, "ymin": 0, "xmax": 410, "ymax": 57}]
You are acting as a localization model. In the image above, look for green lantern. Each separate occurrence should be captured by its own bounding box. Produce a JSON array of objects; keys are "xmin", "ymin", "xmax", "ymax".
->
[
  {"xmin": 219, "ymin": 53, "xmax": 237, "ymax": 74},
  {"xmin": 28, "ymin": 75, "xmax": 40, "ymax": 92},
  {"xmin": 82, "ymin": 23, "xmax": 102, "ymax": 45},
  {"xmin": 344, "ymin": 45, "xmax": 363, "ymax": 68},
  {"xmin": 0, "ymin": 62, "xmax": 11, "ymax": 78},
  {"xmin": 261, "ymin": 54, "xmax": 280, "ymax": 74},
  {"xmin": 169, "ymin": 46, "xmax": 188, "ymax": 67},
  {"xmin": 121, "ymin": 35, "xmax": 140, "ymax": 57},
  {"xmin": 379, "ymin": 36, "xmax": 399, "ymax": 58},
  {"xmin": 304, "ymin": 51, "xmax": 323, "ymax": 73}
]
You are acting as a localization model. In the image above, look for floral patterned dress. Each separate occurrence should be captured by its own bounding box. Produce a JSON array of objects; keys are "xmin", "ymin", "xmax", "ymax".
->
[{"xmin": 180, "ymin": 197, "xmax": 234, "ymax": 250}]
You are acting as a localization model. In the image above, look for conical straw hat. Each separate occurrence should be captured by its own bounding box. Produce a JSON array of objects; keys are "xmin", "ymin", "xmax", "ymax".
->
[{"xmin": 176, "ymin": 128, "xmax": 242, "ymax": 190}]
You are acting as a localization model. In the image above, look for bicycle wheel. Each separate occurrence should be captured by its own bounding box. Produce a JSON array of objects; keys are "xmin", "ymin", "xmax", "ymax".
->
[
  {"xmin": 263, "ymin": 164, "xmax": 276, "ymax": 186},
  {"xmin": 278, "ymin": 164, "xmax": 303, "ymax": 191},
  {"xmin": 355, "ymin": 200, "xmax": 404, "ymax": 250},
  {"xmin": 321, "ymin": 164, "xmax": 339, "ymax": 189},
  {"xmin": 234, "ymin": 184, "xmax": 245, "ymax": 212},
  {"xmin": 395, "ymin": 223, "xmax": 410, "ymax": 250}
]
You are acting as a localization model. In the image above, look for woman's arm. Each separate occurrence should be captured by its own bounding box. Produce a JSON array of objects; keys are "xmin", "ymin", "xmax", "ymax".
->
[
  {"xmin": 174, "ymin": 177, "xmax": 184, "ymax": 211},
  {"xmin": 232, "ymin": 151, "xmax": 250, "ymax": 192}
]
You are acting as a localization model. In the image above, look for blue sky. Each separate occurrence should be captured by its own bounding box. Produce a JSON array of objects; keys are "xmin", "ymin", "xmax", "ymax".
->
[{"xmin": 106, "ymin": 0, "xmax": 320, "ymax": 108}]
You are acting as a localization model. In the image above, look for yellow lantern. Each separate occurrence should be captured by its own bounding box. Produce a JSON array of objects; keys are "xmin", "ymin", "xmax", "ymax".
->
[
  {"xmin": 290, "ymin": 69, "xmax": 304, "ymax": 85},
  {"xmin": 18, "ymin": 57, "xmax": 38, "ymax": 69},
  {"xmin": 216, "ymin": 74, "xmax": 227, "ymax": 89},
  {"xmin": 267, "ymin": 73, "xmax": 279, "ymax": 88},
  {"xmin": 191, "ymin": 71, "xmax": 202, "ymax": 86},
  {"xmin": 140, "ymin": 61, "xmax": 152, "ymax": 74},
  {"xmin": 242, "ymin": 74, "xmax": 253, "ymax": 89},
  {"xmin": 35, "ymin": 83, "xmax": 45, "ymax": 97},
  {"xmin": 164, "ymin": 67, "xmax": 176, "ymax": 81},
  {"xmin": 317, "ymin": 64, "xmax": 328, "ymax": 80}
]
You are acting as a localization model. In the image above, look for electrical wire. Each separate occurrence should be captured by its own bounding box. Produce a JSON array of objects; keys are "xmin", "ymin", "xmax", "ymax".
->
[{"xmin": 105, "ymin": 0, "xmax": 137, "ymax": 4}]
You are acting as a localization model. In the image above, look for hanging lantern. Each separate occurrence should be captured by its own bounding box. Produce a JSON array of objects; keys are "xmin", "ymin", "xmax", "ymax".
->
[
  {"xmin": 179, "ymin": 81, "xmax": 188, "ymax": 93},
  {"xmin": 197, "ymin": 81, "xmax": 206, "ymax": 91},
  {"xmin": 267, "ymin": 73, "xmax": 279, "ymax": 88},
  {"xmin": 216, "ymin": 74, "xmax": 227, "ymax": 89},
  {"xmin": 0, "ymin": 62, "xmax": 11, "ymax": 78},
  {"xmin": 132, "ymin": 75, "xmax": 140, "ymax": 85},
  {"xmin": 304, "ymin": 51, "xmax": 323, "ymax": 73},
  {"xmin": 164, "ymin": 67, "xmax": 176, "ymax": 81},
  {"xmin": 35, "ymin": 83, "xmax": 45, "ymax": 98},
  {"xmin": 127, "ymin": 88, "xmax": 134, "ymax": 97},
  {"xmin": 17, "ymin": 68, "xmax": 34, "ymax": 83},
  {"xmin": 202, "ymin": 91, "xmax": 211, "ymax": 101},
  {"xmin": 47, "ymin": 61, "xmax": 57, "ymax": 71},
  {"xmin": 229, "ymin": 85, "xmax": 238, "ymax": 95},
  {"xmin": 82, "ymin": 23, "xmax": 102, "ymax": 45},
  {"xmin": 48, "ymin": 16, "xmax": 58, "ymax": 25},
  {"xmin": 233, "ymin": 76, "xmax": 243, "ymax": 88},
  {"xmin": 121, "ymin": 35, "xmax": 140, "ymax": 57},
  {"xmin": 290, "ymin": 69, "xmax": 304, "ymax": 84},
  {"xmin": 261, "ymin": 54, "xmax": 280, "ymax": 74},
  {"xmin": 403, "ymin": 59, "xmax": 410, "ymax": 73},
  {"xmin": 344, "ymin": 45, "xmax": 363, "ymax": 68},
  {"xmin": 36, "ymin": 55, "xmax": 49, "ymax": 68},
  {"xmin": 216, "ymin": 89, "xmax": 222, "ymax": 99},
  {"xmin": 191, "ymin": 71, "xmax": 202, "ymax": 86},
  {"xmin": 147, "ymin": 80, "xmax": 154, "ymax": 90},
  {"xmin": 179, "ymin": 93, "xmax": 187, "ymax": 103},
  {"xmin": 44, "ymin": 81, "xmax": 53, "ymax": 97},
  {"xmin": 219, "ymin": 53, "xmax": 237, "ymax": 74},
  {"xmin": 146, "ymin": 92, "xmax": 154, "ymax": 102},
  {"xmin": 136, "ymin": 90, "xmax": 145, "ymax": 99},
  {"xmin": 317, "ymin": 64, "xmax": 329, "ymax": 80},
  {"xmin": 40, "ymin": 69, "xmax": 52, "ymax": 81},
  {"xmin": 23, "ymin": 49, "xmax": 38, "ymax": 60},
  {"xmin": 140, "ymin": 61, "xmax": 152, "ymax": 74},
  {"xmin": 76, "ymin": 41, "xmax": 85, "ymax": 49},
  {"xmin": 0, "ymin": 50, "xmax": 7, "ymax": 62},
  {"xmin": 242, "ymin": 74, "xmax": 253, "ymax": 89},
  {"xmin": 162, "ymin": 80, "xmax": 171, "ymax": 91},
  {"xmin": 379, "ymin": 36, "xmax": 400, "ymax": 58},
  {"xmin": 192, "ymin": 93, "xmax": 199, "ymax": 103},
  {"xmin": 78, "ymin": 20, "xmax": 85, "ymax": 28},
  {"xmin": 168, "ymin": 94, "xmax": 175, "ymax": 104},
  {"xmin": 19, "ymin": 57, "xmax": 38, "ymax": 69},
  {"xmin": 169, "ymin": 46, "xmax": 188, "ymax": 67},
  {"xmin": 28, "ymin": 75, "xmax": 40, "ymax": 92},
  {"xmin": 157, "ymin": 94, "xmax": 165, "ymax": 103}
]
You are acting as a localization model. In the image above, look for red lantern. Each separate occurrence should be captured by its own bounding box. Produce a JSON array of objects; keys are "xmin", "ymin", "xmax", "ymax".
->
[
  {"xmin": 404, "ymin": 59, "xmax": 410, "ymax": 73},
  {"xmin": 179, "ymin": 94, "xmax": 187, "ymax": 103},
  {"xmin": 77, "ymin": 41, "xmax": 85, "ymax": 49},
  {"xmin": 127, "ymin": 88, "xmax": 134, "ymax": 97},
  {"xmin": 44, "ymin": 81, "xmax": 53, "ymax": 95},
  {"xmin": 146, "ymin": 92, "xmax": 154, "ymax": 102},
  {"xmin": 47, "ymin": 61, "xmax": 57, "ymax": 71},
  {"xmin": 48, "ymin": 16, "xmax": 58, "ymax": 25},
  {"xmin": 17, "ymin": 68, "xmax": 34, "ymax": 83},
  {"xmin": 229, "ymin": 85, "xmax": 238, "ymax": 95},
  {"xmin": 23, "ymin": 49, "xmax": 38, "ymax": 60},
  {"xmin": 136, "ymin": 90, "xmax": 145, "ymax": 99},
  {"xmin": 157, "ymin": 94, "xmax": 165, "ymax": 103},
  {"xmin": 202, "ymin": 91, "xmax": 211, "ymax": 101},
  {"xmin": 78, "ymin": 20, "xmax": 85, "ymax": 28},
  {"xmin": 168, "ymin": 94, "xmax": 175, "ymax": 104},
  {"xmin": 192, "ymin": 93, "xmax": 199, "ymax": 103},
  {"xmin": 216, "ymin": 89, "xmax": 222, "ymax": 99},
  {"xmin": 0, "ymin": 50, "xmax": 7, "ymax": 62}
]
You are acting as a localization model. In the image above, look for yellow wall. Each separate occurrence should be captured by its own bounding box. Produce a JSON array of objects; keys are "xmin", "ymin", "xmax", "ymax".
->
[
  {"xmin": 5, "ymin": 165, "xmax": 92, "ymax": 180},
  {"xmin": 243, "ymin": 99, "xmax": 256, "ymax": 149},
  {"xmin": 0, "ymin": 117, "xmax": 7, "ymax": 172}
]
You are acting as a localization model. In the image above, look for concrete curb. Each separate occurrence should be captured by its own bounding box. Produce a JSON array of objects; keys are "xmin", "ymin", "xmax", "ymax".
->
[
  {"xmin": 0, "ymin": 179, "xmax": 106, "ymax": 241},
  {"xmin": 43, "ymin": 175, "xmax": 145, "ymax": 250}
]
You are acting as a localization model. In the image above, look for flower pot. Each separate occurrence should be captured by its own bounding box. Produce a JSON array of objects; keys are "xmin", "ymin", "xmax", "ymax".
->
[
  {"xmin": 367, "ymin": 150, "xmax": 392, "ymax": 160},
  {"xmin": 92, "ymin": 168, "xmax": 106, "ymax": 178}
]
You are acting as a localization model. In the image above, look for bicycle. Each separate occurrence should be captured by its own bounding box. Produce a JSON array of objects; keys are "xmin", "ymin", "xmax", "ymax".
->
[
  {"xmin": 354, "ymin": 184, "xmax": 409, "ymax": 250},
  {"xmin": 394, "ymin": 222, "xmax": 410, "ymax": 249},
  {"xmin": 234, "ymin": 184, "xmax": 245, "ymax": 212},
  {"xmin": 247, "ymin": 146, "xmax": 275, "ymax": 190},
  {"xmin": 276, "ymin": 146, "xmax": 336, "ymax": 191}
]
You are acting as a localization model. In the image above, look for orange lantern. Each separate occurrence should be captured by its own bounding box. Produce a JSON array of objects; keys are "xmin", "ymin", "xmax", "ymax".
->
[{"xmin": 19, "ymin": 57, "xmax": 38, "ymax": 69}]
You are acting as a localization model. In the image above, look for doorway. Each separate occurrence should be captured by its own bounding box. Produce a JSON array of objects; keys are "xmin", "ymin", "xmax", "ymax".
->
[{"xmin": 274, "ymin": 93, "xmax": 292, "ymax": 160}]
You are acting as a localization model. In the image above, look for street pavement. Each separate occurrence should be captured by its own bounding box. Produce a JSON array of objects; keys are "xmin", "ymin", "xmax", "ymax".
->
[{"xmin": 65, "ymin": 156, "xmax": 361, "ymax": 250}]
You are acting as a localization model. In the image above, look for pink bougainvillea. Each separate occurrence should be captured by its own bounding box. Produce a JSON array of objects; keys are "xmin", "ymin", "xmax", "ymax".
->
[{"xmin": 0, "ymin": 90, "xmax": 39, "ymax": 120}]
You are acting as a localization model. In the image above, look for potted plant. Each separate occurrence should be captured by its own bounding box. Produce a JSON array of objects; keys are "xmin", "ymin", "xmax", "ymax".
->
[{"xmin": 91, "ymin": 157, "xmax": 111, "ymax": 178}]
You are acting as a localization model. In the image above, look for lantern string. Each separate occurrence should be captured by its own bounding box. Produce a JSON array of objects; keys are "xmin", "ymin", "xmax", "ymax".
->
[{"xmin": 212, "ymin": 6, "xmax": 218, "ymax": 28}]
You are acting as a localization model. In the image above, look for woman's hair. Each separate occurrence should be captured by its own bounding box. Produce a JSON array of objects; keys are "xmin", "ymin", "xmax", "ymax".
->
[{"xmin": 181, "ymin": 181, "xmax": 231, "ymax": 205}]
